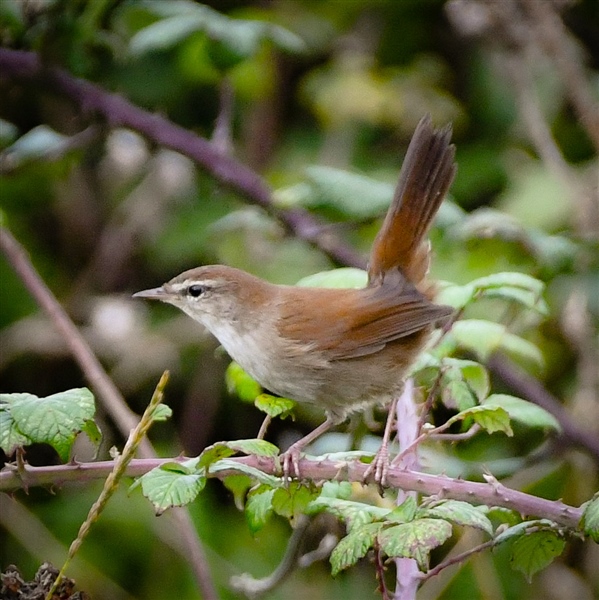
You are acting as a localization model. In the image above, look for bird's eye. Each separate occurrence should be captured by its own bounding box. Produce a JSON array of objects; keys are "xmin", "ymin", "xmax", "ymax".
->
[{"xmin": 187, "ymin": 284, "xmax": 206, "ymax": 298}]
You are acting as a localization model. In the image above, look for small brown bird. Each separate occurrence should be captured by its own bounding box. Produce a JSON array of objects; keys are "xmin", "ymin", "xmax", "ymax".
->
[{"xmin": 134, "ymin": 115, "xmax": 457, "ymax": 478}]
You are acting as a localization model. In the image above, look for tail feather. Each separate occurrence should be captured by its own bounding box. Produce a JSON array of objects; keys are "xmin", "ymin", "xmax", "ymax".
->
[{"xmin": 368, "ymin": 115, "xmax": 456, "ymax": 287}]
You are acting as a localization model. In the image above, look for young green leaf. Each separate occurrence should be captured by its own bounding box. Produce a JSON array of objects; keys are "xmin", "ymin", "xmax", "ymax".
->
[
  {"xmin": 209, "ymin": 458, "xmax": 281, "ymax": 487},
  {"xmin": 442, "ymin": 358, "xmax": 490, "ymax": 402},
  {"xmin": 246, "ymin": 486, "xmax": 276, "ymax": 534},
  {"xmin": 449, "ymin": 320, "xmax": 544, "ymax": 369},
  {"xmin": 272, "ymin": 482, "xmax": 319, "ymax": 520},
  {"xmin": 493, "ymin": 519, "xmax": 556, "ymax": 545},
  {"xmin": 420, "ymin": 500, "xmax": 494, "ymax": 536},
  {"xmin": 581, "ymin": 493, "xmax": 599, "ymax": 543},
  {"xmin": 446, "ymin": 405, "xmax": 513, "ymax": 436},
  {"xmin": 138, "ymin": 461, "xmax": 206, "ymax": 514},
  {"xmin": 510, "ymin": 530, "xmax": 565, "ymax": 581},
  {"xmin": 330, "ymin": 522, "xmax": 383, "ymax": 576},
  {"xmin": 378, "ymin": 519, "xmax": 453, "ymax": 571},
  {"xmin": 387, "ymin": 497, "xmax": 418, "ymax": 523},
  {"xmin": 307, "ymin": 497, "xmax": 390, "ymax": 530},
  {"xmin": 226, "ymin": 362, "xmax": 262, "ymax": 402},
  {"xmin": 483, "ymin": 394, "xmax": 561, "ymax": 432},
  {"xmin": 254, "ymin": 394, "xmax": 296, "ymax": 418},
  {"xmin": 296, "ymin": 267, "xmax": 368, "ymax": 289},
  {"xmin": 199, "ymin": 438, "xmax": 279, "ymax": 468}
]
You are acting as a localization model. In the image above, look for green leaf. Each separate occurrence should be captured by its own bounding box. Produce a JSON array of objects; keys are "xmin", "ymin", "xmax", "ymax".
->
[
  {"xmin": 498, "ymin": 332, "xmax": 544, "ymax": 370},
  {"xmin": 387, "ymin": 497, "xmax": 418, "ymax": 523},
  {"xmin": 296, "ymin": 268, "xmax": 368, "ymax": 289},
  {"xmin": 443, "ymin": 358, "xmax": 490, "ymax": 402},
  {"xmin": 223, "ymin": 474, "xmax": 252, "ymax": 510},
  {"xmin": 138, "ymin": 459, "xmax": 206, "ymax": 514},
  {"xmin": 199, "ymin": 438, "xmax": 279, "ymax": 468},
  {"xmin": 246, "ymin": 486, "xmax": 276, "ymax": 534},
  {"xmin": 435, "ymin": 282, "xmax": 474, "ymax": 310},
  {"xmin": 225, "ymin": 362, "xmax": 262, "ymax": 402},
  {"xmin": 1, "ymin": 389, "xmax": 96, "ymax": 462},
  {"xmin": 442, "ymin": 376, "xmax": 478, "ymax": 411},
  {"xmin": 254, "ymin": 394, "xmax": 296, "ymax": 418},
  {"xmin": 130, "ymin": 3, "xmax": 304, "ymax": 59},
  {"xmin": 330, "ymin": 522, "xmax": 383, "ymax": 576},
  {"xmin": 450, "ymin": 320, "xmax": 505, "ymax": 361},
  {"xmin": 0, "ymin": 405, "xmax": 30, "ymax": 455},
  {"xmin": 378, "ymin": 519, "xmax": 453, "ymax": 571},
  {"xmin": 446, "ymin": 405, "xmax": 513, "ymax": 436},
  {"xmin": 510, "ymin": 530, "xmax": 565, "ymax": 581},
  {"xmin": 307, "ymin": 497, "xmax": 390, "ymax": 530},
  {"xmin": 209, "ymin": 458, "xmax": 281, "ymax": 487},
  {"xmin": 421, "ymin": 500, "xmax": 493, "ymax": 536},
  {"xmin": 150, "ymin": 404, "xmax": 172, "ymax": 422},
  {"xmin": 483, "ymin": 394, "xmax": 561, "ymax": 432},
  {"xmin": 469, "ymin": 272, "xmax": 544, "ymax": 296},
  {"xmin": 272, "ymin": 482, "xmax": 319, "ymax": 519},
  {"xmin": 293, "ymin": 165, "xmax": 395, "ymax": 219},
  {"xmin": 450, "ymin": 320, "xmax": 544, "ymax": 369},
  {"xmin": 581, "ymin": 493, "xmax": 599, "ymax": 543},
  {"xmin": 493, "ymin": 519, "xmax": 556, "ymax": 545}
]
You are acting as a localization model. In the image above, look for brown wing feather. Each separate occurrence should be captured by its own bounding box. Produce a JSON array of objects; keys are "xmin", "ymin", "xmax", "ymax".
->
[{"xmin": 277, "ymin": 278, "xmax": 452, "ymax": 361}]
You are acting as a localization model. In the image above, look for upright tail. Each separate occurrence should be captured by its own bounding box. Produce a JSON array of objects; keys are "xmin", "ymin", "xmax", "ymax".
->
[{"xmin": 368, "ymin": 115, "xmax": 456, "ymax": 288}]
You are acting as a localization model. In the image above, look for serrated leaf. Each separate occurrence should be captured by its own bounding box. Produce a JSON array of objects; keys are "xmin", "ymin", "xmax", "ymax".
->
[
  {"xmin": 493, "ymin": 519, "xmax": 556, "ymax": 544},
  {"xmin": 0, "ymin": 406, "xmax": 30, "ymax": 455},
  {"xmin": 510, "ymin": 530, "xmax": 565, "ymax": 581},
  {"xmin": 307, "ymin": 497, "xmax": 389, "ymax": 530},
  {"xmin": 246, "ymin": 486, "xmax": 275, "ymax": 533},
  {"xmin": 254, "ymin": 394, "xmax": 296, "ymax": 418},
  {"xmin": 296, "ymin": 268, "xmax": 368, "ymax": 289},
  {"xmin": 387, "ymin": 497, "xmax": 417, "ymax": 523},
  {"xmin": 139, "ymin": 461, "xmax": 206, "ymax": 513},
  {"xmin": 272, "ymin": 482, "xmax": 319, "ymax": 519},
  {"xmin": 378, "ymin": 519, "xmax": 453, "ymax": 570},
  {"xmin": 330, "ymin": 522, "xmax": 383, "ymax": 576},
  {"xmin": 225, "ymin": 362, "xmax": 262, "ymax": 402},
  {"xmin": 421, "ymin": 500, "xmax": 493, "ymax": 536},
  {"xmin": 483, "ymin": 394, "xmax": 560, "ymax": 432},
  {"xmin": 3, "ymin": 389, "xmax": 95, "ymax": 462},
  {"xmin": 199, "ymin": 438, "xmax": 279, "ymax": 468},
  {"xmin": 446, "ymin": 405, "xmax": 513, "ymax": 436},
  {"xmin": 581, "ymin": 493, "xmax": 599, "ymax": 543},
  {"xmin": 209, "ymin": 458, "xmax": 281, "ymax": 487}
]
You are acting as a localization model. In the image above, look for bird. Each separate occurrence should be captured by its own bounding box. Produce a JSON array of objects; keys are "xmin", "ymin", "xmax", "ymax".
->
[{"xmin": 134, "ymin": 114, "xmax": 457, "ymax": 480}]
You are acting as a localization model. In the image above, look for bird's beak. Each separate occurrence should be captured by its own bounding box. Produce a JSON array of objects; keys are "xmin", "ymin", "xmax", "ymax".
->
[{"xmin": 133, "ymin": 286, "xmax": 173, "ymax": 301}]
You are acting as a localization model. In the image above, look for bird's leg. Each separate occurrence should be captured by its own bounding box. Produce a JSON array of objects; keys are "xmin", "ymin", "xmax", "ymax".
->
[
  {"xmin": 363, "ymin": 395, "xmax": 399, "ymax": 488},
  {"xmin": 282, "ymin": 417, "xmax": 335, "ymax": 482}
]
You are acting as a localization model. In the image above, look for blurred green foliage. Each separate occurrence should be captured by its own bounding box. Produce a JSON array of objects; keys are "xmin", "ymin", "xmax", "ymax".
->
[{"xmin": 0, "ymin": 0, "xmax": 597, "ymax": 598}]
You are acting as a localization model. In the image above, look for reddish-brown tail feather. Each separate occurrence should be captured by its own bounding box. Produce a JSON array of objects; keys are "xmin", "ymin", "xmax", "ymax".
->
[{"xmin": 368, "ymin": 115, "xmax": 456, "ymax": 287}]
